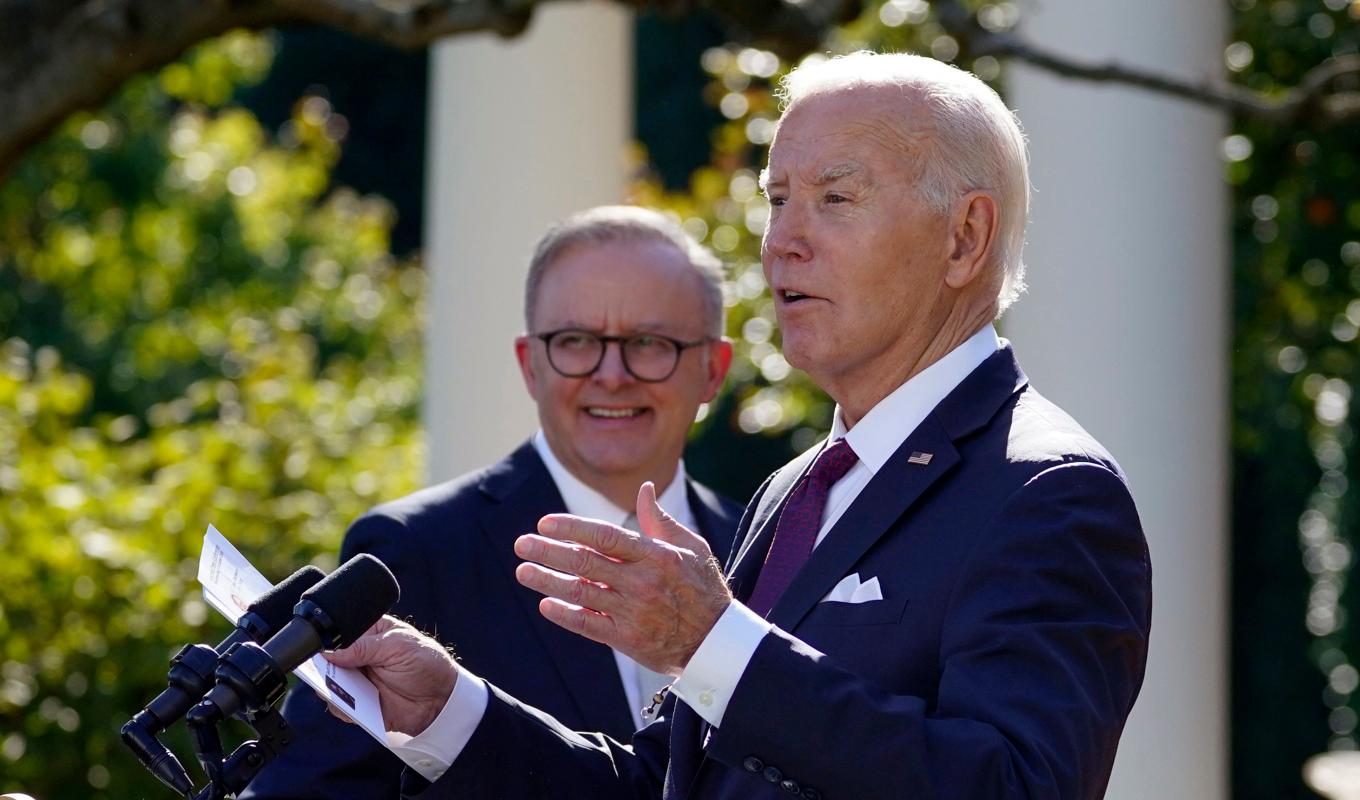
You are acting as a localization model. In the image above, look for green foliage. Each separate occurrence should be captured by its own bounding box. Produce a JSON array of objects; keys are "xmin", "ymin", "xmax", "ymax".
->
[
  {"xmin": 1227, "ymin": 1, "xmax": 1360, "ymax": 795},
  {"xmin": 0, "ymin": 31, "xmax": 424, "ymax": 798}
]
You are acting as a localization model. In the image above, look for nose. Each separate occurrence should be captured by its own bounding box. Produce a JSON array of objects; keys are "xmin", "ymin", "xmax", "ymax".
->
[
  {"xmin": 591, "ymin": 340, "xmax": 634, "ymax": 389},
  {"xmin": 761, "ymin": 201, "xmax": 811, "ymax": 264}
]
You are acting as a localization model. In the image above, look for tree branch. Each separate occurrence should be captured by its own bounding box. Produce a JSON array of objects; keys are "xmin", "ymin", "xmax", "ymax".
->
[
  {"xmin": 0, "ymin": 0, "xmax": 859, "ymax": 180},
  {"xmin": 0, "ymin": 0, "xmax": 538, "ymax": 179},
  {"xmin": 1, "ymin": 0, "xmax": 1355, "ymax": 182},
  {"xmin": 936, "ymin": 0, "xmax": 1360, "ymax": 127},
  {"xmin": 693, "ymin": 0, "xmax": 856, "ymax": 60}
]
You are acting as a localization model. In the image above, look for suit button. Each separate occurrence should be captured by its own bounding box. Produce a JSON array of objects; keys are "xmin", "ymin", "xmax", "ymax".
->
[
  {"xmin": 780, "ymin": 778, "xmax": 801, "ymax": 793},
  {"xmin": 802, "ymin": 788, "xmax": 822, "ymax": 800},
  {"xmin": 743, "ymin": 756, "xmax": 764, "ymax": 774},
  {"xmin": 763, "ymin": 766, "xmax": 783, "ymax": 784}
]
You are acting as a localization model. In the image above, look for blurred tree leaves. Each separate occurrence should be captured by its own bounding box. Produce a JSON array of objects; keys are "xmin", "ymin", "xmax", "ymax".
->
[
  {"xmin": 0, "ymin": 31, "xmax": 424, "ymax": 797},
  {"xmin": 1228, "ymin": 1, "xmax": 1360, "ymax": 796}
]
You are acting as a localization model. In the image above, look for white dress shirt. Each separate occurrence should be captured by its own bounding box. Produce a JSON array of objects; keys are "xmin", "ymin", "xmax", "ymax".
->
[
  {"xmin": 670, "ymin": 325, "xmax": 1000, "ymax": 726},
  {"xmin": 390, "ymin": 432, "xmax": 699, "ymax": 781}
]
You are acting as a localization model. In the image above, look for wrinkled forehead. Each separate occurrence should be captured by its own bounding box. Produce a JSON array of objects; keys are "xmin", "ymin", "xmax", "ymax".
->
[
  {"xmin": 533, "ymin": 239, "xmax": 709, "ymax": 331},
  {"xmin": 762, "ymin": 87, "xmax": 932, "ymax": 187}
]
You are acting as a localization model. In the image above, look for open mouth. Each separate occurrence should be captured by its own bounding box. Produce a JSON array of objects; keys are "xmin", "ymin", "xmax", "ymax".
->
[
  {"xmin": 585, "ymin": 407, "xmax": 646, "ymax": 419},
  {"xmin": 778, "ymin": 289, "xmax": 816, "ymax": 303}
]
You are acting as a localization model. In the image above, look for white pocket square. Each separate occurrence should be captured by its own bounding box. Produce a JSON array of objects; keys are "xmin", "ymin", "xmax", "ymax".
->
[{"xmin": 820, "ymin": 573, "xmax": 883, "ymax": 604}]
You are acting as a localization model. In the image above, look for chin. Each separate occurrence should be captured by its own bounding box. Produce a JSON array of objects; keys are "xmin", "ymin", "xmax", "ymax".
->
[
  {"xmin": 579, "ymin": 450, "xmax": 647, "ymax": 477},
  {"xmin": 780, "ymin": 339, "xmax": 819, "ymax": 373}
]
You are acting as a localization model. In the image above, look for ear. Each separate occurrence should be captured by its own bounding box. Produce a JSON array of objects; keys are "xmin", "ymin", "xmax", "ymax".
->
[
  {"xmin": 514, "ymin": 335, "xmax": 540, "ymax": 399},
  {"xmin": 945, "ymin": 191, "xmax": 1000, "ymax": 291},
  {"xmin": 700, "ymin": 338, "xmax": 734, "ymax": 403}
]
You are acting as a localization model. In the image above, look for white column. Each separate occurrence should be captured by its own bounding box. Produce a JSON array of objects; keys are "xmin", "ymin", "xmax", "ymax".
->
[
  {"xmin": 423, "ymin": 2, "xmax": 633, "ymax": 483},
  {"xmin": 1004, "ymin": 3, "xmax": 1228, "ymax": 798}
]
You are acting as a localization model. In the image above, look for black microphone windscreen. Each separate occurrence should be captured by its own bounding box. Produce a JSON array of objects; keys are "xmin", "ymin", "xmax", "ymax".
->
[
  {"xmin": 247, "ymin": 565, "xmax": 327, "ymax": 630},
  {"xmin": 301, "ymin": 554, "xmax": 400, "ymax": 648}
]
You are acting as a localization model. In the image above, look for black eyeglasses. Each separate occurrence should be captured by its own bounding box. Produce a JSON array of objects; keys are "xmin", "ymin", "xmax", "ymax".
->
[{"xmin": 534, "ymin": 329, "xmax": 711, "ymax": 383}]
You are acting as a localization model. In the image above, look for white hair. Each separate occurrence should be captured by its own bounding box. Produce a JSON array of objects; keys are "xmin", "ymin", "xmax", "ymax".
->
[{"xmin": 777, "ymin": 52, "xmax": 1031, "ymax": 312}]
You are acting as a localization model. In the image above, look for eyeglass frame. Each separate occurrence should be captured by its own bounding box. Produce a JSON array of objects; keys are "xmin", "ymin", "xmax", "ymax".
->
[{"xmin": 532, "ymin": 328, "xmax": 714, "ymax": 383}]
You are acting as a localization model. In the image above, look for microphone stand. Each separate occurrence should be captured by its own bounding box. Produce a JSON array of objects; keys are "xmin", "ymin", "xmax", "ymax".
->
[
  {"xmin": 184, "ymin": 641, "xmax": 295, "ymax": 800},
  {"xmin": 186, "ymin": 706, "xmax": 293, "ymax": 800},
  {"xmin": 121, "ymin": 643, "xmax": 223, "ymax": 796}
]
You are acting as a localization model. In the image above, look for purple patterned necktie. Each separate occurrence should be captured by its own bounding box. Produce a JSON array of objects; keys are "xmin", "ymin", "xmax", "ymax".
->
[{"xmin": 747, "ymin": 438, "xmax": 859, "ymax": 617}]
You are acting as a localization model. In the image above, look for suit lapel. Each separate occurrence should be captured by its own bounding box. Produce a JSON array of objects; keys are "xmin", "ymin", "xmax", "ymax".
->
[
  {"xmin": 725, "ymin": 445, "xmax": 821, "ymax": 602},
  {"xmin": 767, "ymin": 416, "xmax": 959, "ymax": 630},
  {"xmin": 478, "ymin": 442, "xmax": 635, "ymax": 739},
  {"xmin": 759, "ymin": 344, "xmax": 1029, "ymax": 631},
  {"xmin": 686, "ymin": 480, "xmax": 737, "ymax": 566}
]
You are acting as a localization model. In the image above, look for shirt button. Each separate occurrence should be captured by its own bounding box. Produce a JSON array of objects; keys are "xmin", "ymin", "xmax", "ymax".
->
[
  {"xmin": 780, "ymin": 778, "xmax": 802, "ymax": 793},
  {"xmin": 802, "ymin": 788, "xmax": 822, "ymax": 800},
  {"xmin": 763, "ymin": 766, "xmax": 783, "ymax": 784},
  {"xmin": 698, "ymin": 690, "xmax": 714, "ymax": 706},
  {"xmin": 743, "ymin": 756, "xmax": 764, "ymax": 774}
]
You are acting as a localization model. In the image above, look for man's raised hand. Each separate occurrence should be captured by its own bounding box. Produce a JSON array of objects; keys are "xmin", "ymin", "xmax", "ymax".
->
[{"xmin": 513, "ymin": 481, "xmax": 732, "ymax": 676}]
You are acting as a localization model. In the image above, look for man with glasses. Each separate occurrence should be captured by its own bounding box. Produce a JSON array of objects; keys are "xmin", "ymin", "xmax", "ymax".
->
[{"xmin": 241, "ymin": 205, "xmax": 741, "ymax": 800}]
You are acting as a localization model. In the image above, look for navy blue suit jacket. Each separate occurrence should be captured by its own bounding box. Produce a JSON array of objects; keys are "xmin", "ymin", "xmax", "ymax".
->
[
  {"xmin": 407, "ymin": 346, "xmax": 1152, "ymax": 800},
  {"xmin": 241, "ymin": 441, "xmax": 742, "ymax": 800}
]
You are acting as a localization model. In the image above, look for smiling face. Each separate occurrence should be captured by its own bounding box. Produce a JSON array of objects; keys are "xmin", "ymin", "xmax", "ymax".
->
[
  {"xmin": 761, "ymin": 87, "xmax": 966, "ymax": 418},
  {"xmin": 515, "ymin": 238, "xmax": 732, "ymax": 505}
]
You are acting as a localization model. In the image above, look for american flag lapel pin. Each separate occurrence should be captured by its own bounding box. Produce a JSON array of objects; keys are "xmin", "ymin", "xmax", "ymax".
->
[{"xmin": 907, "ymin": 451, "xmax": 934, "ymax": 466}]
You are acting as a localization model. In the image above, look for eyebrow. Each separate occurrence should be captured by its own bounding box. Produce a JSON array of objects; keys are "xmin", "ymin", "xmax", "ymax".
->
[
  {"xmin": 759, "ymin": 162, "xmax": 864, "ymax": 194},
  {"xmin": 813, "ymin": 163, "xmax": 864, "ymax": 184},
  {"xmin": 548, "ymin": 321, "xmax": 678, "ymax": 335}
]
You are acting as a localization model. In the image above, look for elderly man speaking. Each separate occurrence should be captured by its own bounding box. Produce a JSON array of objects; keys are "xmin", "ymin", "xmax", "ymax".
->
[{"xmin": 323, "ymin": 52, "xmax": 1152, "ymax": 800}]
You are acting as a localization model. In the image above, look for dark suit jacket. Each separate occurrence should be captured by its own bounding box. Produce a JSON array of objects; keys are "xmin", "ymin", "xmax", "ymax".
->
[
  {"xmin": 408, "ymin": 345, "xmax": 1152, "ymax": 800},
  {"xmin": 241, "ymin": 441, "xmax": 742, "ymax": 800}
]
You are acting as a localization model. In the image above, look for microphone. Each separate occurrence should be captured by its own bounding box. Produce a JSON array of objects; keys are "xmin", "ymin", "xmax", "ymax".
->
[
  {"xmin": 188, "ymin": 554, "xmax": 399, "ymax": 726},
  {"xmin": 122, "ymin": 565, "xmax": 326, "ymax": 795}
]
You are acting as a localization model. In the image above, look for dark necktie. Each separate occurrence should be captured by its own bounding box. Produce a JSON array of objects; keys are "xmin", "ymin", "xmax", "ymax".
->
[{"xmin": 747, "ymin": 438, "xmax": 859, "ymax": 617}]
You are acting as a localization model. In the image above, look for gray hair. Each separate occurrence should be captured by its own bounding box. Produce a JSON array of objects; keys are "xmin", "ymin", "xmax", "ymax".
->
[
  {"xmin": 525, "ymin": 205, "xmax": 726, "ymax": 336},
  {"xmin": 777, "ymin": 52, "xmax": 1030, "ymax": 312}
]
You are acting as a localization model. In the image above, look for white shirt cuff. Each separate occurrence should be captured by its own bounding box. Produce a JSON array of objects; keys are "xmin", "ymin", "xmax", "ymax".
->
[
  {"xmin": 387, "ymin": 665, "xmax": 488, "ymax": 783},
  {"xmin": 671, "ymin": 601, "xmax": 771, "ymax": 728}
]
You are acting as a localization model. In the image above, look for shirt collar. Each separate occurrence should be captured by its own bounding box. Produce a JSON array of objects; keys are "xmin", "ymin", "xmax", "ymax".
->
[
  {"xmin": 532, "ymin": 431, "xmax": 689, "ymax": 528},
  {"xmin": 831, "ymin": 325, "xmax": 1001, "ymax": 474}
]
